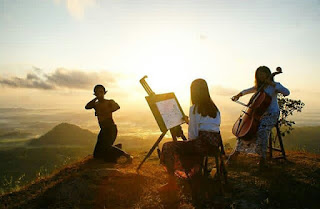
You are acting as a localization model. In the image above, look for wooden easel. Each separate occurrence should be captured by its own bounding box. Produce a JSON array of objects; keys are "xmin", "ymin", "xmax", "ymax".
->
[
  {"xmin": 268, "ymin": 121, "xmax": 286, "ymax": 159},
  {"xmin": 137, "ymin": 76, "xmax": 187, "ymax": 171}
]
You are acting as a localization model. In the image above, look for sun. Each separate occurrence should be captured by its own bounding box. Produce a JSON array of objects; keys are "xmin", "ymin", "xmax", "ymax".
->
[
  {"xmin": 132, "ymin": 41, "xmax": 205, "ymax": 95},
  {"xmin": 119, "ymin": 27, "xmax": 222, "ymax": 102}
]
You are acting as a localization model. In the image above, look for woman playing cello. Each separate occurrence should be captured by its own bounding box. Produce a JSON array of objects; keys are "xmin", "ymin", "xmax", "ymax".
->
[{"xmin": 229, "ymin": 66, "xmax": 290, "ymax": 168}]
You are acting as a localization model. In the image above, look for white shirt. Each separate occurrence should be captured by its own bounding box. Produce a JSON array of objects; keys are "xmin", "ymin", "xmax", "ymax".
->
[
  {"xmin": 188, "ymin": 105, "xmax": 221, "ymax": 140},
  {"xmin": 240, "ymin": 82, "xmax": 290, "ymax": 113}
]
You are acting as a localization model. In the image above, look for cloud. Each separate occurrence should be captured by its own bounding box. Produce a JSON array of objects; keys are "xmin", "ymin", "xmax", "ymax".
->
[
  {"xmin": 54, "ymin": 0, "xmax": 96, "ymax": 19},
  {"xmin": 0, "ymin": 75, "xmax": 55, "ymax": 90},
  {"xmin": 46, "ymin": 68, "xmax": 116, "ymax": 89},
  {"xmin": 32, "ymin": 66, "xmax": 43, "ymax": 74},
  {"xmin": 0, "ymin": 68, "xmax": 117, "ymax": 90},
  {"xmin": 26, "ymin": 73, "xmax": 40, "ymax": 80},
  {"xmin": 210, "ymin": 85, "xmax": 238, "ymax": 96}
]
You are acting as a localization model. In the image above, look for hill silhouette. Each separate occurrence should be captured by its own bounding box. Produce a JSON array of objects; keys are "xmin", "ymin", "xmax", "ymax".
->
[
  {"xmin": 27, "ymin": 122, "xmax": 164, "ymax": 150},
  {"xmin": 1, "ymin": 150, "xmax": 319, "ymax": 209},
  {"xmin": 28, "ymin": 123, "xmax": 96, "ymax": 146}
]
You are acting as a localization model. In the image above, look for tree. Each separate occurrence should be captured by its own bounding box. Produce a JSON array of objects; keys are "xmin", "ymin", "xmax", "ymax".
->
[{"xmin": 277, "ymin": 95, "xmax": 305, "ymax": 136}]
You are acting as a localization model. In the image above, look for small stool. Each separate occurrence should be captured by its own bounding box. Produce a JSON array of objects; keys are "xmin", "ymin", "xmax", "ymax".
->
[
  {"xmin": 188, "ymin": 147, "xmax": 228, "ymax": 203},
  {"xmin": 202, "ymin": 147, "xmax": 228, "ymax": 185}
]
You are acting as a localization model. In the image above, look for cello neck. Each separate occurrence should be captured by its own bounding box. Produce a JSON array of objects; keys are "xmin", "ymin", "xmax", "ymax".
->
[
  {"xmin": 258, "ymin": 67, "xmax": 283, "ymax": 91},
  {"xmin": 249, "ymin": 67, "xmax": 283, "ymax": 105}
]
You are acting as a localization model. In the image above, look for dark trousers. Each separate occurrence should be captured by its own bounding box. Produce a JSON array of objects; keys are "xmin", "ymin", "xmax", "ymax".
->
[
  {"xmin": 161, "ymin": 131, "xmax": 223, "ymax": 175},
  {"xmin": 93, "ymin": 124, "xmax": 127, "ymax": 162}
]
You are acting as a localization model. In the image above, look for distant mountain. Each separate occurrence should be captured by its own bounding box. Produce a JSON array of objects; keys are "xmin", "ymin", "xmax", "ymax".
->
[{"xmin": 28, "ymin": 123, "xmax": 97, "ymax": 146}]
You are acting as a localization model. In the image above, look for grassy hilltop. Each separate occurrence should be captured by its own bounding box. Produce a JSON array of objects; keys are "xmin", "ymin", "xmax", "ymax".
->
[
  {"xmin": 0, "ymin": 150, "xmax": 320, "ymax": 209},
  {"xmin": 1, "ymin": 123, "xmax": 320, "ymax": 208}
]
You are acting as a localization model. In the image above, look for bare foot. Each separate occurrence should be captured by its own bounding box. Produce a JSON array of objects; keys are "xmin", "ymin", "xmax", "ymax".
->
[{"xmin": 126, "ymin": 155, "xmax": 133, "ymax": 164}]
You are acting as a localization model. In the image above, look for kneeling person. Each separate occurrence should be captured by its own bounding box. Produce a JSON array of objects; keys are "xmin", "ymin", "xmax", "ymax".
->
[{"xmin": 85, "ymin": 84, "xmax": 132, "ymax": 163}]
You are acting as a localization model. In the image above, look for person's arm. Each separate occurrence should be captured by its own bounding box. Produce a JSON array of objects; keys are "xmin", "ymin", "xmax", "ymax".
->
[
  {"xmin": 188, "ymin": 106, "xmax": 198, "ymax": 140},
  {"xmin": 110, "ymin": 100, "xmax": 120, "ymax": 112},
  {"xmin": 240, "ymin": 87, "xmax": 256, "ymax": 96},
  {"xmin": 182, "ymin": 115, "xmax": 189, "ymax": 124},
  {"xmin": 232, "ymin": 87, "xmax": 256, "ymax": 101},
  {"xmin": 85, "ymin": 97, "xmax": 97, "ymax": 109},
  {"xmin": 275, "ymin": 82, "xmax": 290, "ymax": 96}
]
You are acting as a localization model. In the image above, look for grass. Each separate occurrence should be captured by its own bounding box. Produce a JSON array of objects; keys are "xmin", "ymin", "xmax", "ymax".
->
[
  {"xmin": 1, "ymin": 149, "xmax": 319, "ymax": 209},
  {"xmin": 0, "ymin": 146, "xmax": 93, "ymax": 195}
]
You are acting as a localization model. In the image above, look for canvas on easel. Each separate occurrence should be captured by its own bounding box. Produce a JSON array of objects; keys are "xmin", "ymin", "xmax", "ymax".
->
[{"xmin": 146, "ymin": 93, "xmax": 185, "ymax": 132}]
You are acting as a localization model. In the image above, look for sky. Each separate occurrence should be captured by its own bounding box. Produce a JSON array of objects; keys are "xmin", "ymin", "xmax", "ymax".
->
[{"xmin": 0, "ymin": 0, "xmax": 320, "ymax": 127}]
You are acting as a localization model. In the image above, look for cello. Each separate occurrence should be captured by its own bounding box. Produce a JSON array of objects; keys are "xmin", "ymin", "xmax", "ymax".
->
[{"xmin": 232, "ymin": 67, "xmax": 283, "ymax": 140}]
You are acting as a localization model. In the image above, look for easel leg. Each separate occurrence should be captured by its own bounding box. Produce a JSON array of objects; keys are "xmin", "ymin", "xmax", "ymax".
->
[
  {"xmin": 276, "ymin": 124, "xmax": 286, "ymax": 159},
  {"xmin": 170, "ymin": 129, "xmax": 178, "ymax": 142},
  {"xmin": 137, "ymin": 131, "xmax": 167, "ymax": 171}
]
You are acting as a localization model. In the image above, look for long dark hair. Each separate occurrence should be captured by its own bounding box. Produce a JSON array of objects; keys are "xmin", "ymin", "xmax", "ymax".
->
[
  {"xmin": 191, "ymin": 79, "xmax": 219, "ymax": 118},
  {"xmin": 255, "ymin": 66, "xmax": 274, "ymax": 89}
]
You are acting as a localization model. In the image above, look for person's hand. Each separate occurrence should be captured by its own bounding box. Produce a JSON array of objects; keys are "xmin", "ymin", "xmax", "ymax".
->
[
  {"xmin": 232, "ymin": 94, "xmax": 240, "ymax": 101},
  {"xmin": 182, "ymin": 115, "xmax": 189, "ymax": 124}
]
